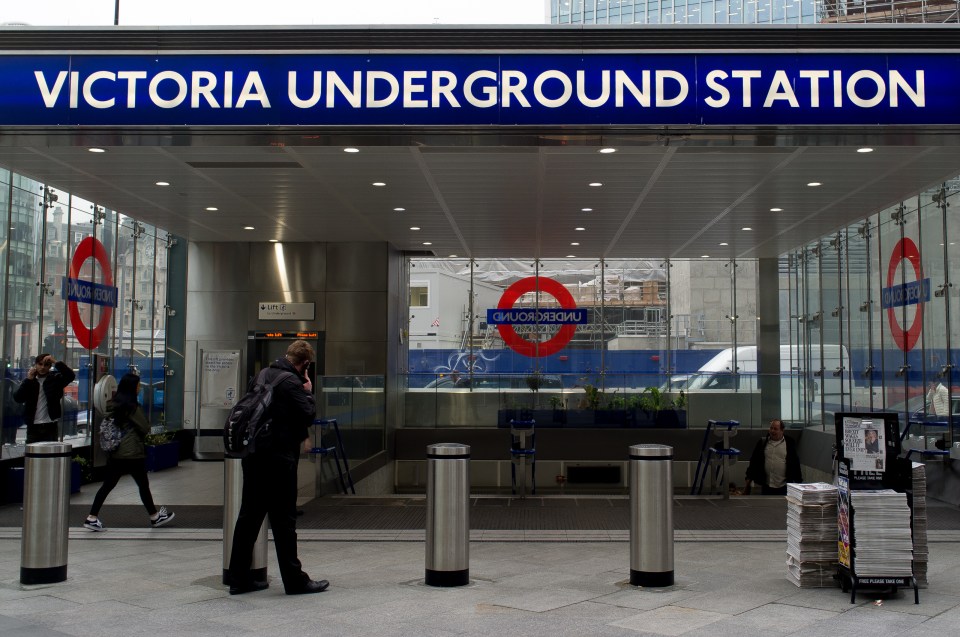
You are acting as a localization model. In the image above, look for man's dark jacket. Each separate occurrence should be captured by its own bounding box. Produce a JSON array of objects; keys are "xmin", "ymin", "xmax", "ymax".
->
[
  {"xmin": 255, "ymin": 358, "xmax": 315, "ymax": 457},
  {"xmin": 744, "ymin": 434, "xmax": 803, "ymax": 487},
  {"xmin": 13, "ymin": 362, "xmax": 76, "ymax": 426}
]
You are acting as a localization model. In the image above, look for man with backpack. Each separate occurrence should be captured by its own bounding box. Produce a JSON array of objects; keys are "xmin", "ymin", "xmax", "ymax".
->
[{"xmin": 227, "ymin": 339, "xmax": 329, "ymax": 595}]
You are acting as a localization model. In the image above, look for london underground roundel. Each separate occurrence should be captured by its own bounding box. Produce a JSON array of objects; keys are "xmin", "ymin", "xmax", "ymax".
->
[
  {"xmin": 487, "ymin": 277, "xmax": 587, "ymax": 358},
  {"xmin": 881, "ymin": 237, "xmax": 929, "ymax": 353},
  {"xmin": 64, "ymin": 237, "xmax": 118, "ymax": 350}
]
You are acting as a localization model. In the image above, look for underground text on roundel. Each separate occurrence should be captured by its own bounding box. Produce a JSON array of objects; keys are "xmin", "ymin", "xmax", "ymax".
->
[{"xmin": 6, "ymin": 53, "xmax": 953, "ymax": 127}]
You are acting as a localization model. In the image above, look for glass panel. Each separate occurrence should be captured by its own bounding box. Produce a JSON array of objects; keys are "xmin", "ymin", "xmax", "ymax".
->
[
  {"xmin": 845, "ymin": 219, "xmax": 877, "ymax": 412},
  {"xmin": 946, "ymin": 182, "xmax": 960, "ymax": 444},
  {"xmin": 115, "ymin": 214, "xmax": 137, "ymax": 370},
  {"xmin": 0, "ymin": 172, "xmax": 14, "ymax": 455},
  {"xmin": 876, "ymin": 200, "xmax": 911, "ymax": 427},
  {"xmin": 67, "ymin": 197, "xmax": 97, "ymax": 446},
  {"xmin": 7, "ymin": 176, "xmax": 44, "ymax": 377},
  {"xmin": 820, "ymin": 233, "xmax": 843, "ymax": 423}
]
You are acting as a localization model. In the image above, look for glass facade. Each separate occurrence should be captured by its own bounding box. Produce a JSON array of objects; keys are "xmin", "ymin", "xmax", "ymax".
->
[
  {"xmin": 0, "ymin": 169, "xmax": 184, "ymax": 460},
  {"xmin": 550, "ymin": 0, "xmax": 817, "ymax": 24},
  {"xmin": 402, "ymin": 179, "xmax": 959, "ymax": 451}
]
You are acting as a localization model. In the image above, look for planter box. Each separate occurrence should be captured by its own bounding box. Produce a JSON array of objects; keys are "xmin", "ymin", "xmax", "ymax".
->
[
  {"xmin": 145, "ymin": 441, "xmax": 180, "ymax": 472},
  {"xmin": 5, "ymin": 462, "xmax": 81, "ymax": 503}
]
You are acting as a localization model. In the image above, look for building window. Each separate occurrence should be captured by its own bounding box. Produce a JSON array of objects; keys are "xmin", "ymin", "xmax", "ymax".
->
[{"xmin": 410, "ymin": 284, "xmax": 429, "ymax": 308}]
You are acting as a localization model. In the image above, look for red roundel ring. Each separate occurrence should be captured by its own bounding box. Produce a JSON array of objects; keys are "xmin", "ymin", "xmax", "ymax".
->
[
  {"xmin": 496, "ymin": 276, "xmax": 578, "ymax": 358},
  {"xmin": 886, "ymin": 237, "xmax": 923, "ymax": 352},
  {"xmin": 68, "ymin": 237, "xmax": 114, "ymax": 350}
]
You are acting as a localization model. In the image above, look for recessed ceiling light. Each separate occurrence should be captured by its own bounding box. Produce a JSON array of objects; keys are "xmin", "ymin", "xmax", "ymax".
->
[
  {"xmin": 393, "ymin": 207, "xmax": 405, "ymax": 212},
  {"xmin": 205, "ymin": 207, "xmax": 218, "ymax": 211},
  {"xmin": 269, "ymin": 239, "xmax": 278, "ymax": 243},
  {"xmin": 88, "ymin": 147, "xmax": 106, "ymax": 153},
  {"xmin": 570, "ymin": 242, "xmax": 580, "ymax": 246},
  {"xmin": 598, "ymin": 148, "xmax": 617, "ymax": 154},
  {"xmin": 155, "ymin": 181, "xmax": 170, "ymax": 186},
  {"xmin": 857, "ymin": 148, "xmax": 874, "ymax": 153},
  {"xmin": 243, "ymin": 226, "xmax": 255, "ymax": 230},
  {"xmin": 449, "ymin": 254, "xmax": 458, "ymax": 258},
  {"xmin": 410, "ymin": 226, "xmax": 420, "ymax": 231},
  {"xmin": 807, "ymin": 182, "xmax": 822, "ymax": 187},
  {"xmin": 566, "ymin": 255, "xmax": 576, "ymax": 258},
  {"xmin": 423, "ymin": 242, "xmax": 432, "ymax": 246},
  {"xmin": 581, "ymin": 208, "xmax": 593, "ymax": 212},
  {"xmin": 372, "ymin": 182, "xmax": 386, "ymax": 187},
  {"xmin": 719, "ymin": 242, "xmax": 729, "ymax": 246},
  {"xmin": 575, "ymin": 227, "xmax": 586, "ymax": 231},
  {"xmin": 701, "ymin": 255, "xmax": 710, "ymax": 258},
  {"xmin": 742, "ymin": 227, "xmax": 752, "ymax": 231},
  {"xmin": 588, "ymin": 182, "xmax": 603, "ymax": 187},
  {"xmin": 770, "ymin": 207, "xmax": 782, "ymax": 212},
  {"xmin": 344, "ymin": 147, "xmax": 360, "ymax": 153}
]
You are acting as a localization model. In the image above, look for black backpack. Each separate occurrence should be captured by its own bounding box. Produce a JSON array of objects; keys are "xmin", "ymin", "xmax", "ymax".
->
[{"xmin": 223, "ymin": 369, "xmax": 294, "ymax": 458}]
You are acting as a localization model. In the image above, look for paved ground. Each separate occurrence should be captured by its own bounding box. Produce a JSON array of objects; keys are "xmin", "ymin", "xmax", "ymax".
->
[
  {"xmin": 0, "ymin": 461, "xmax": 958, "ymax": 636},
  {"xmin": 1, "ymin": 535, "xmax": 960, "ymax": 637}
]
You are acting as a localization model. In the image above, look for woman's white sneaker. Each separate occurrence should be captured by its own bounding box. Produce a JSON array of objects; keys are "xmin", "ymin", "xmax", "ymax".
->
[
  {"xmin": 150, "ymin": 506, "xmax": 175, "ymax": 527},
  {"xmin": 84, "ymin": 518, "xmax": 104, "ymax": 531}
]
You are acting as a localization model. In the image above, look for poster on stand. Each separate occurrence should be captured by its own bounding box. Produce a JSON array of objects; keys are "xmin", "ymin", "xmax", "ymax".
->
[
  {"xmin": 837, "ymin": 470, "xmax": 851, "ymax": 568},
  {"xmin": 842, "ymin": 416, "xmax": 886, "ymax": 472}
]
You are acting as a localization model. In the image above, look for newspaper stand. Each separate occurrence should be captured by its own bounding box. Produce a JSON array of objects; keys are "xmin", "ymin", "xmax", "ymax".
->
[{"xmin": 834, "ymin": 412, "xmax": 919, "ymax": 604}]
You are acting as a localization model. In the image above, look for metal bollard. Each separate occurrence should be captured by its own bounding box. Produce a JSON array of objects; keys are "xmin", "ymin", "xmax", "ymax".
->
[
  {"xmin": 222, "ymin": 457, "xmax": 268, "ymax": 585},
  {"xmin": 21, "ymin": 442, "xmax": 72, "ymax": 585},
  {"xmin": 629, "ymin": 444, "xmax": 674, "ymax": 587},
  {"xmin": 425, "ymin": 443, "xmax": 470, "ymax": 587}
]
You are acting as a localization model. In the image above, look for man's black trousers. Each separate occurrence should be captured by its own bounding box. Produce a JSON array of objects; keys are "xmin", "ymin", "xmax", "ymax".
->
[{"xmin": 228, "ymin": 452, "xmax": 310, "ymax": 591}]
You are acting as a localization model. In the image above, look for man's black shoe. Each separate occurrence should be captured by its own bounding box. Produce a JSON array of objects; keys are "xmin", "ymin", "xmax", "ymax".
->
[
  {"xmin": 229, "ymin": 580, "xmax": 269, "ymax": 595},
  {"xmin": 286, "ymin": 579, "xmax": 329, "ymax": 595}
]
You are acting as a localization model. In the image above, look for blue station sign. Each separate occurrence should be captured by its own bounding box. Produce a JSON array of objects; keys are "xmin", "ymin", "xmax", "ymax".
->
[
  {"xmin": 880, "ymin": 278, "xmax": 931, "ymax": 310},
  {"xmin": 487, "ymin": 308, "xmax": 589, "ymax": 325},
  {"xmin": 0, "ymin": 52, "xmax": 956, "ymax": 126}
]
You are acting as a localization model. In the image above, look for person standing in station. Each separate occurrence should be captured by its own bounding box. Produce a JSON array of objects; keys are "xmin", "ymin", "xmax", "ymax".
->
[
  {"xmin": 83, "ymin": 372, "xmax": 175, "ymax": 531},
  {"xmin": 13, "ymin": 353, "xmax": 76, "ymax": 443},
  {"xmin": 926, "ymin": 380, "xmax": 950, "ymax": 417},
  {"xmin": 228, "ymin": 339, "xmax": 329, "ymax": 596},
  {"xmin": 744, "ymin": 418, "xmax": 803, "ymax": 496}
]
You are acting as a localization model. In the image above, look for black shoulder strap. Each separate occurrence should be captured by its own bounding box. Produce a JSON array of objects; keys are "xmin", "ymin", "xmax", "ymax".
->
[{"xmin": 259, "ymin": 369, "xmax": 297, "ymax": 390}]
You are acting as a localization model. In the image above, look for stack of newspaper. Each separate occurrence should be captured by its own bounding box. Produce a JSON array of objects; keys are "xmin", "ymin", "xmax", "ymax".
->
[
  {"xmin": 785, "ymin": 482, "xmax": 838, "ymax": 587},
  {"xmin": 912, "ymin": 462, "xmax": 928, "ymax": 587},
  {"xmin": 850, "ymin": 489, "xmax": 914, "ymax": 577}
]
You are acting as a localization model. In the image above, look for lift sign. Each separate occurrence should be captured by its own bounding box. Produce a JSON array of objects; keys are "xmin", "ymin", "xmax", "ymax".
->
[
  {"xmin": 63, "ymin": 236, "xmax": 117, "ymax": 349},
  {"xmin": 881, "ymin": 237, "xmax": 928, "ymax": 352},
  {"xmin": 488, "ymin": 277, "xmax": 586, "ymax": 358}
]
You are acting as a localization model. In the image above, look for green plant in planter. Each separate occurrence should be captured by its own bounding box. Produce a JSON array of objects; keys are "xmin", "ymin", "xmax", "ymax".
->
[
  {"xmin": 145, "ymin": 431, "xmax": 174, "ymax": 446},
  {"xmin": 638, "ymin": 386, "xmax": 669, "ymax": 416},
  {"xmin": 525, "ymin": 371, "xmax": 544, "ymax": 392},
  {"xmin": 581, "ymin": 384, "xmax": 603, "ymax": 410},
  {"xmin": 607, "ymin": 394, "xmax": 627, "ymax": 410},
  {"xmin": 549, "ymin": 395, "xmax": 565, "ymax": 410},
  {"xmin": 72, "ymin": 455, "xmax": 93, "ymax": 483},
  {"xmin": 673, "ymin": 390, "xmax": 687, "ymax": 410}
]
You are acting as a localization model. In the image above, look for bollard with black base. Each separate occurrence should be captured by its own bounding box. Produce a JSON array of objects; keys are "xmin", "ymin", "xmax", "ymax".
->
[
  {"xmin": 222, "ymin": 457, "xmax": 268, "ymax": 585},
  {"xmin": 21, "ymin": 442, "xmax": 72, "ymax": 585},
  {"xmin": 629, "ymin": 444, "xmax": 674, "ymax": 587},
  {"xmin": 425, "ymin": 443, "xmax": 470, "ymax": 587}
]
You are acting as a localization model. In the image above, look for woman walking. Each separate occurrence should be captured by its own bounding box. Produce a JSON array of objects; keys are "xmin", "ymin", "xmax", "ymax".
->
[{"xmin": 84, "ymin": 373, "xmax": 174, "ymax": 531}]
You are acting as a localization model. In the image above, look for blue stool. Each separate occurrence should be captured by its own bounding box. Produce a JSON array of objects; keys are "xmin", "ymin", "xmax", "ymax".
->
[
  {"xmin": 309, "ymin": 418, "xmax": 356, "ymax": 495},
  {"xmin": 707, "ymin": 446, "xmax": 742, "ymax": 497},
  {"xmin": 509, "ymin": 419, "xmax": 536, "ymax": 497}
]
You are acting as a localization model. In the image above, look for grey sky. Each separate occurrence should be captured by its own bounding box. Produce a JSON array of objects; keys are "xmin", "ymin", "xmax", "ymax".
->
[{"xmin": 2, "ymin": 0, "xmax": 548, "ymax": 27}]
